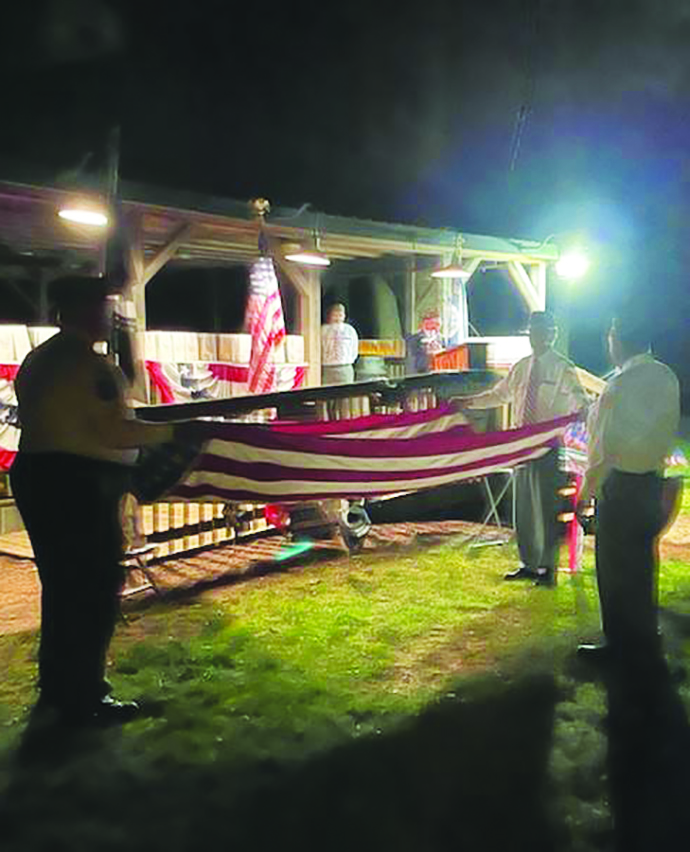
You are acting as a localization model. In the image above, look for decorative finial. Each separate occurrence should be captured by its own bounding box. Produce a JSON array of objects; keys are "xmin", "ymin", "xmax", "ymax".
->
[
  {"xmin": 250, "ymin": 199, "xmax": 271, "ymax": 256},
  {"xmin": 250, "ymin": 198, "xmax": 271, "ymax": 220}
]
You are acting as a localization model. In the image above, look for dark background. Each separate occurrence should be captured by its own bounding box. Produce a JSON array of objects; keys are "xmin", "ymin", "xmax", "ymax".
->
[{"xmin": 2, "ymin": 0, "xmax": 689, "ymax": 385}]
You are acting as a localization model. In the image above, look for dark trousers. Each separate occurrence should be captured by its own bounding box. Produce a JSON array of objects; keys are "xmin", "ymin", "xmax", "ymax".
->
[
  {"xmin": 595, "ymin": 470, "xmax": 665, "ymax": 669},
  {"xmin": 515, "ymin": 447, "xmax": 561, "ymax": 573},
  {"xmin": 10, "ymin": 452, "xmax": 129, "ymax": 710}
]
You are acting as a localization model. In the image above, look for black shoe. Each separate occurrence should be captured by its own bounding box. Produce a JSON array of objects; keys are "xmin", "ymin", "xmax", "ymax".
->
[
  {"xmin": 504, "ymin": 566, "xmax": 536, "ymax": 581},
  {"xmin": 534, "ymin": 568, "xmax": 556, "ymax": 588},
  {"xmin": 92, "ymin": 696, "xmax": 140, "ymax": 726},
  {"xmin": 576, "ymin": 644, "xmax": 610, "ymax": 665},
  {"xmin": 35, "ymin": 695, "xmax": 140, "ymax": 728}
]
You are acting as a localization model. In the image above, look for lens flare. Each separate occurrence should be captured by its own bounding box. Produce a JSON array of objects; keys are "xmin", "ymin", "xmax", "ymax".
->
[
  {"xmin": 58, "ymin": 208, "xmax": 109, "ymax": 227},
  {"xmin": 555, "ymin": 250, "xmax": 590, "ymax": 280}
]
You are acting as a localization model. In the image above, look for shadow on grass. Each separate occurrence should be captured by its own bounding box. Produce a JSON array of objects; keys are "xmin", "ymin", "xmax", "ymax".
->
[
  {"xmin": 124, "ymin": 530, "xmax": 481, "ymax": 615},
  {"xmin": 1, "ymin": 673, "xmax": 561, "ymax": 852},
  {"xmin": 602, "ymin": 666, "xmax": 690, "ymax": 852},
  {"xmin": 124, "ymin": 543, "xmax": 348, "ymax": 612}
]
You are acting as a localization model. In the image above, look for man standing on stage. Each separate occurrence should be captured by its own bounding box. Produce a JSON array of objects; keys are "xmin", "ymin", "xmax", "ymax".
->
[
  {"xmin": 11, "ymin": 275, "xmax": 176, "ymax": 727},
  {"xmin": 576, "ymin": 313, "xmax": 680, "ymax": 679},
  {"xmin": 321, "ymin": 303, "xmax": 359, "ymax": 385},
  {"xmin": 460, "ymin": 310, "xmax": 588, "ymax": 586},
  {"xmin": 405, "ymin": 310, "xmax": 444, "ymax": 375}
]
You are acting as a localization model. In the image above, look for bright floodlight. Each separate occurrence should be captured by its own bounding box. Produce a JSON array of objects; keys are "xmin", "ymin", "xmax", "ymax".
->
[
  {"xmin": 555, "ymin": 250, "xmax": 590, "ymax": 280},
  {"xmin": 58, "ymin": 207, "xmax": 109, "ymax": 227}
]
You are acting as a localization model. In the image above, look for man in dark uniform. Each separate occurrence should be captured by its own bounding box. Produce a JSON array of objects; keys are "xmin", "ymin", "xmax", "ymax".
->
[{"xmin": 11, "ymin": 275, "xmax": 175, "ymax": 726}]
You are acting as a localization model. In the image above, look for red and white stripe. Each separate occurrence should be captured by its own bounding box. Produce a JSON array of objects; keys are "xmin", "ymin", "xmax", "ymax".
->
[
  {"xmin": 522, "ymin": 358, "xmax": 540, "ymax": 424},
  {"xmin": 169, "ymin": 407, "xmax": 576, "ymax": 503},
  {"xmin": 245, "ymin": 257, "xmax": 286, "ymax": 394},
  {"xmin": 145, "ymin": 361, "xmax": 306, "ymax": 405},
  {"xmin": 0, "ymin": 365, "xmax": 20, "ymax": 470}
]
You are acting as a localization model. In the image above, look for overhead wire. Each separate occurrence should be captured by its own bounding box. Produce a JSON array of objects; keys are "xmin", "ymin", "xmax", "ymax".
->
[{"xmin": 509, "ymin": 0, "xmax": 542, "ymax": 172}]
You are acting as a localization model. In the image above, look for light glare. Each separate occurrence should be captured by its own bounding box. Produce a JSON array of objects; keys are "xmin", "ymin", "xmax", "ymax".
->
[
  {"xmin": 284, "ymin": 250, "xmax": 331, "ymax": 267},
  {"xmin": 555, "ymin": 250, "xmax": 590, "ymax": 280},
  {"xmin": 58, "ymin": 208, "xmax": 109, "ymax": 227},
  {"xmin": 431, "ymin": 263, "xmax": 471, "ymax": 280}
]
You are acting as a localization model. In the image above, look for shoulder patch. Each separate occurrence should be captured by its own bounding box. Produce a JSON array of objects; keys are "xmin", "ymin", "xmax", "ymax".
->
[{"xmin": 95, "ymin": 365, "xmax": 119, "ymax": 402}]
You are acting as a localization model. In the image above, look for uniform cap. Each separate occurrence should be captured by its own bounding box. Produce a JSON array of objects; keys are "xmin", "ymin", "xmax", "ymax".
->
[{"xmin": 48, "ymin": 275, "xmax": 112, "ymax": 309}]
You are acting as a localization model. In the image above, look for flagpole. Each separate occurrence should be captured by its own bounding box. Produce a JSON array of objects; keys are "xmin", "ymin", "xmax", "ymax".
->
[
  {"xmin": 99, "ymin": 125, "xmax": 120, "ymax": 278},
  {"xmin": 102, "ymin": 126, "xmax": 139, "ymax": 391}
]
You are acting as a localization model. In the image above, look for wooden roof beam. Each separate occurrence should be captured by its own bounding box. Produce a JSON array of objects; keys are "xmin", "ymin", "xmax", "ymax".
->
[
  {"xmin": 134, "ymin": 210, "xmax": 549, "ymax": 263},
  {"xmin": 143, "ymin": 222, "xmax": 193, "ymax": 285},
  {"xmin": 507, "ymin": 261, "xmax": 544, "ymax": 312}
]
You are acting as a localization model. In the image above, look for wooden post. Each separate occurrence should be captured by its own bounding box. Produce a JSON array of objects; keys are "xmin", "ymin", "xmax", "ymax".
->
[
  {"xmin": 458, "ymin": 257, "xmax": 481, "ymax": 342},
  {"xmin": 126, "ymin": 211, "xmax": 149, "ymax": 404},
  {"xmin": 37, "ymin": 270, "xmax": 50, "ymax": 325},
  {"xmin": 404, "ymin": 255, "xmax": 416, "ymax": 335},
  {"xmin": 120, "ymin": 216, "xmax": 192, "ymax": 403},
  {"xmin": 528, "ymin": 263, "xmax": 547, "ymax": 310},
  {"xmin": 271, "ymin": 242, "xmax": 322, "ymax": 387},
  {"xmin": 301, "ymin": 267, "xmax": 322, "ymax": 387},
  {"xmin": 507, "ymin": 261, "xmax": 542, "ymax": 313}
]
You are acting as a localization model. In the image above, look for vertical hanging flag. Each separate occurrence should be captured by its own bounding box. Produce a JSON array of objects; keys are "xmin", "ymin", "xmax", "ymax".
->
[{"xmin": 245, "ymin": 256, "xmax": 286, "ymax": 393}]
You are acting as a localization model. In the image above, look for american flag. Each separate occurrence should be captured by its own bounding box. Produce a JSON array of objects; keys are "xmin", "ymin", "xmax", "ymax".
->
[
  {"xmin": 245, "ymin": 257, "xmax": 286, "ymax": 393},
  {"xmin": 168, "ymin": 407, "xmax": 577, "ymax": 504}
]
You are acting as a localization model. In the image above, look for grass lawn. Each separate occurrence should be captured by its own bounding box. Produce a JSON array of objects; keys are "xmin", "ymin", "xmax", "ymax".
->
[{"xmin": 2, "ymin": 464, "xmax": 690, "ymax": 850}]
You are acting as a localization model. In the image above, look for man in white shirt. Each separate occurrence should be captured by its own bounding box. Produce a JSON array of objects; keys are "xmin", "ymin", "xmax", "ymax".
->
[
  {"xmin": 321, "ymin": 303, "xmax": 359, "ymax": 385},
  {"xmin": 577, "ymin": 314, "xmax": 680, "ymax": 678},
  {"xmin": 461, "ymin": 311, "xmax": 588, "ymax": 586}
]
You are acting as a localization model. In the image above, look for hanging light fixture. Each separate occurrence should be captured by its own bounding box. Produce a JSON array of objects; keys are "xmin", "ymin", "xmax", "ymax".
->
[
  {"xmin": 285, "ymin": 218, "xmax": 331, "ymax": 267},
  {"xmin": 284, "ymin": 243, "xmax": 331, "ymax": 266},
  {"xmin": 58, "ymin": 198, "xmax": 109, "ymax": 227},
  {"xmin": 431, "ymin": 233, "xmax": 470, "ymax": 280}
]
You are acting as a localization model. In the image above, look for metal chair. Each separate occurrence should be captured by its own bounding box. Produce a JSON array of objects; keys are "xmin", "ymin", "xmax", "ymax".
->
[
  {"xmin": 121, "ymin": 543, "xmax": 160, "ymax": 598},
  {"xmin": 463, "ymin": 468, "xmax": 516, "ymax": 548}
]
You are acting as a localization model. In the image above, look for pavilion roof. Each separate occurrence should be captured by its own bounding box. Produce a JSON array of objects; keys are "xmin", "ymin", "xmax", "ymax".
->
[{"xmin": 0, "ymin": 163, "xmax": 558, "ymax": 271}]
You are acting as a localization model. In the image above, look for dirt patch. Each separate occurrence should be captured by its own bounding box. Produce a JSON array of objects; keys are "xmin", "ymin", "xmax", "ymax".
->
[
  {"xmin": 3, "ymin": 515, "xmax": 687, "ymax": 640},
  {"xmin": 664, "ymin": 511, "xmax": 690, "ymax": 541},
  {"xmin": 0, "ymin": 556, "xmax": 40, "ymax": 635},
  {"xmin": 386, "ymin": 608, "xmax": 540, "ymax": 694},
  {"xmin": 0, "ymin": 521, "xmax": 483, "ymax": 637}
]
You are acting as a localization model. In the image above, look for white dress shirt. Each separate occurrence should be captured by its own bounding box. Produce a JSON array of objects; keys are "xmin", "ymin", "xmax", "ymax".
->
[
  {"xmin": 321, "ymin": 322, "xmax": 359, "ymax": 367},
  {"xmin": 581, "ymin": 353, "xmax": 680, "ymax": 502},
  {"xmin": 465, "ymin": 347, "xmax": 588, "ymax": 427}
]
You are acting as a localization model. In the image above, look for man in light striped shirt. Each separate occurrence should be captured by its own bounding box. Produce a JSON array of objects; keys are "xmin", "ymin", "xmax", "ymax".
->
[{"xmin": 461, "ymin": 311, "xmax": 588, "ymax": 586}]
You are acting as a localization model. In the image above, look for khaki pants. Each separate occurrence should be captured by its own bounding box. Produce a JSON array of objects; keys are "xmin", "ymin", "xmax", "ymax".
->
[
  {"xmin": 515, "ymin": 447, "xmax": 561, "ymax": 572},
  {"xmin": 322, "ymin": 365, "xmax": 354, "ymax": 385}
]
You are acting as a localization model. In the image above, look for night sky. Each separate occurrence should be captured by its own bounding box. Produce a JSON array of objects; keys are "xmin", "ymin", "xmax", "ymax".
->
[{"xmin": 3, "ymin": 0, "xmax": 690, "ymax": 383}]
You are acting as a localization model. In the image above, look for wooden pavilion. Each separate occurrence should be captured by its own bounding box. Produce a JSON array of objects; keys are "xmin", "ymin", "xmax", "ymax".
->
[
  {"xmin": 0, "ymin": 165, "xmax": 605, "ymax": 558},
  {"xmin": 0, "ymin": 164, "xmax": 564, "ymax": 402}
]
